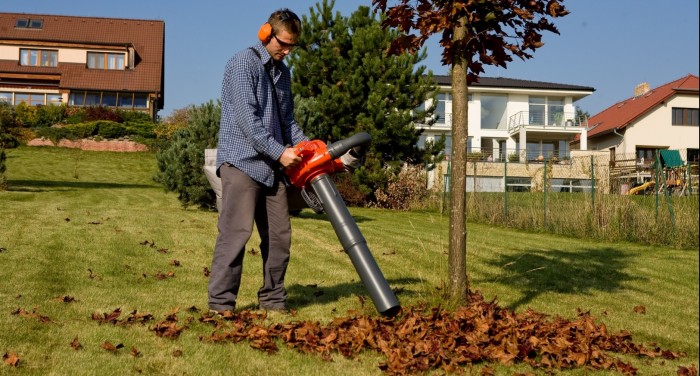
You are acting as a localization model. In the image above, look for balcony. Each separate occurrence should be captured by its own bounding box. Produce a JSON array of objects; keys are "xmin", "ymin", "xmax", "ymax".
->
[{"xmin": 507, "ymin": 111, "xmax": 587, "ymax": 134}]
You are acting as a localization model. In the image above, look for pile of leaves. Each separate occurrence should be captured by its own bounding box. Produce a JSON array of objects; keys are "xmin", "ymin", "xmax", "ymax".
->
[{"xmin": 200, "ymin": 292, "xmax": 690, "ymax": 375}]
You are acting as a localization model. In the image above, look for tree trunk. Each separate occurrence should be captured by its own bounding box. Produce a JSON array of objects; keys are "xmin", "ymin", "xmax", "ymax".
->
[{"xmin": 447, "ymin": 16, "xmax": 470, "ymax": 305}]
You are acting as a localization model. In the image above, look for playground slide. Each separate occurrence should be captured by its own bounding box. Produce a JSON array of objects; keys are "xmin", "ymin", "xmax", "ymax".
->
[{"xmin": 627, "ymin": 181, "xmax": 655, "ymax": 195}]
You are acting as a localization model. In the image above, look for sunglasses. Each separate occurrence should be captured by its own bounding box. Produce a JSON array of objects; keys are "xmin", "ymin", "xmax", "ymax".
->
[{"xmin": 273, "ymin": 34, "xmax": 298, "ymax": 50}]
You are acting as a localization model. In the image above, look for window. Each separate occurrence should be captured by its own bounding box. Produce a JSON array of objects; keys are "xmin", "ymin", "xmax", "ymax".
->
[
  {"xmin": 506, "ymin": 177, "xmax": 531, "ymax": 192},
  {"xmin": 69, "ymin": 90, "xmax": 149, "ymax": 110},
  {"xmin": 15, "ymin": 18, "xmax": 43, "ymax": 29},
  {"xmin": 14, "ymin": 93, "xmax": 45, "ymax": 106},
  {"xmin": 0, "ymin": 92, "xmax": 11, "ymax": 104},
  {"xmin": 688, "ymin": 149, "xmax": 699, "ymax": 164},
  {"xmin": 672, "ymin": 107, "xmax": 699, "ymax": 126},
  {"xmin": 636, "ymin": 147, "xmax": 661, "ymax": 166},
  {"xmin": 529, "ymin": 96, "xmax": 565, "ymax": 125},
  {"xmin": 20, "ymin": 49, "xmax": 58, "ymax": 67},
  {"xmin": 435, "ymin": 93, "xmax": 450, "ymax": 123},
  {"xmin": 480, "ymin": 94, "xmax": 507, "ymax": 130},
  {"xmin": 47, "ymin": 94, "xmax": 62, "ymax": 105},
  {"xmin": 548, "ymin": 98, "xmax": 564, "ymax": 125},
  {"xmin": 87, "ymin": 52, "xmax": 125, "ymax": 70}
]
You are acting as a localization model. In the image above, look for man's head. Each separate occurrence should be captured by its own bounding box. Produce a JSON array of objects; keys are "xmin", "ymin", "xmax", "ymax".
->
[{"xmin": 258, "ymin": 9, "xmax": 301, "ymax": 61}]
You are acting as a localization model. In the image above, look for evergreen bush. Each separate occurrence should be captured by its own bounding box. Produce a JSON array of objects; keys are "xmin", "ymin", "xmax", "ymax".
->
[{"xmin": 153, "ymin": 100, "xmax": 220, "ymax": 209}]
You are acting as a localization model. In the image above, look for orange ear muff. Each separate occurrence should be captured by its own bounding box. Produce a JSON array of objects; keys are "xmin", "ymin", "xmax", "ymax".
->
[{"xmin": 258, "ymin": 22, "xmax": 272, "ymax": 43}]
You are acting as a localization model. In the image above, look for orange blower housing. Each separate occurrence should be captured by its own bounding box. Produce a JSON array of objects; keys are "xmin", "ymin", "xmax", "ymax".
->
[{"xmin": 285, "ymin": 140, "xmax": 345, "ymax": 188}]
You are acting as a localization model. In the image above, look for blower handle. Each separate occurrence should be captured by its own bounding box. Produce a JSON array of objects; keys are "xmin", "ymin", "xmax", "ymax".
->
[{"xmin": 326, "ymin": 132, "xmax": 371, "ymax": 159}]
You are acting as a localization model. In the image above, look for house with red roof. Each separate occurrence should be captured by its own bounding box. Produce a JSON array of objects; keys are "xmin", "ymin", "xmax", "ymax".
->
[
  {"xmin": 0, "ymin": 12, "xmax": 164, "ymax": 119},
  {"xmin": 572, "ymin": 74, "xmax": 699, "ymax": 165}
]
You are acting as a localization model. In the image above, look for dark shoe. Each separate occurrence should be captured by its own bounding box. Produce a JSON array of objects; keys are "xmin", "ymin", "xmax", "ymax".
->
[{"xmin": 258, "ymin": 303, "xmax": 287, "ymax": 312}]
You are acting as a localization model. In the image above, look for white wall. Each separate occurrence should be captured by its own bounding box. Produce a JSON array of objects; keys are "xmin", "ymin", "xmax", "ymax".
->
[{"xmin": 621, "ymin": 94, "xmax": 699, "ymax": 154}]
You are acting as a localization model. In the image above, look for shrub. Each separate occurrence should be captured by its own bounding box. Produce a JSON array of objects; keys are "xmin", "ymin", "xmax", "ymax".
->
[
  {"xmin": 0, "ymin": 147, "xmax": 6, "ymax": 190},
  {"xmin": 373, "ymin": 164, "xmax": 429, "ymax": 210},
  {"xmin": 34, "ymin": 104, "xmax": 67, "ymax": 127},
  {"xmin": 84, "ymin": 106, "xmax": 122, "ymax": 123},
  {"xmin": 333, "ymin": 173, "xmax": 369, "ymax": 207},
  {"xmin": 153, "ymin": 100, "xmax": 220, "ymax": 209}
]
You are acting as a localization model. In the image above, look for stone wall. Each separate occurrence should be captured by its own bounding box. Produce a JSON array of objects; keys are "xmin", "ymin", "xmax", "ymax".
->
[{"xmin": 27, "ymin": 138, "xmax": 148, "ymax": 152}]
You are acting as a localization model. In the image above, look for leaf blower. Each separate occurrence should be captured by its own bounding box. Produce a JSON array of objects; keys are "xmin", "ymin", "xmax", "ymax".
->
[{"xmin": 285, "ymin": 132, "xmax": 401, "ymax": 317}]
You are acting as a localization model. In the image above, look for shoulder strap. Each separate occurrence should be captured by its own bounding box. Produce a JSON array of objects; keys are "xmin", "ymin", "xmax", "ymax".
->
[{"xmin": 249, "ymin": 47, "xmax": 289, "ymax": 146}]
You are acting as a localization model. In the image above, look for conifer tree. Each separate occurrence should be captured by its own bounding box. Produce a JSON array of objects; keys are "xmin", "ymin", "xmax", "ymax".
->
[
  {"xmin": 153, "ymin": 100, "xmax": 220, "ymax": 209},
  {"xmin": 289, "ymin": 0, "xmax": 439, "ymax": 198}
]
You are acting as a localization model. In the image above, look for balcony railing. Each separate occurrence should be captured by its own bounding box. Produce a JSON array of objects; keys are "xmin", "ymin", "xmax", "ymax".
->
[{"xmin": 508, "ymin": 111, "xmax": 587, "ymax": 133}]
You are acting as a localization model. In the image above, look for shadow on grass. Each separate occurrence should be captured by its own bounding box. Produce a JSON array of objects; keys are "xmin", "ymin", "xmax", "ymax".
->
[
  {"xmin": 477, "ymin": 247, "xmax": 646, "ymax": 311},
  {"xmin": 7, "ymin": 179, "xmax": 157, "ymax": 192},
  {"xmin": 293, "ymin": 209, "xmax": 374, "ymax": 223},
  {"xmin": 246, "ymin": 277, "xmax": 422, "ymax": 311}
]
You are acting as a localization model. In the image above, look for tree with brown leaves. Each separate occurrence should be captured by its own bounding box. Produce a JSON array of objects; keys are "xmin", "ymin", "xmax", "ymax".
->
[{"xmin": 372, "ymin": 0, "xmax": 570, "ymax": 305}]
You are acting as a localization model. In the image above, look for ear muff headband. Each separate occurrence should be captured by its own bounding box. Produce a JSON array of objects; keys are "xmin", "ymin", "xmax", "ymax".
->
[{"xmin": 258, "ymin": 10, "xmax": 298, "ymax": 43}]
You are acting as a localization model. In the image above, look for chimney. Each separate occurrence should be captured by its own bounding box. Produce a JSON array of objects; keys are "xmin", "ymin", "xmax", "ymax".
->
[{"xmin": 634, "ymin": 82, "xmax": 650, "ymax": 97}]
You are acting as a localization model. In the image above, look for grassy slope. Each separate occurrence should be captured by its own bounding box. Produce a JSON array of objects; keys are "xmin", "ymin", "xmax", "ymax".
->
[{"xmin": 0, "ymin": 146, "xmax": 697, "ymax": 375}]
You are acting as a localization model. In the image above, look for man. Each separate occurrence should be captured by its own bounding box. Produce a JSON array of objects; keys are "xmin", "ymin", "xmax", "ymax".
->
[{"xmin": 209, "ymin": 9, "xmax": 307, "ymax": 313}]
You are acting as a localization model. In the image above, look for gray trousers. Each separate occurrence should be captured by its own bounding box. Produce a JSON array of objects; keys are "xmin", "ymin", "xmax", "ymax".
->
[{"xmin": 208, "ymin": 164, "xmax": 291, "ymax": 311}]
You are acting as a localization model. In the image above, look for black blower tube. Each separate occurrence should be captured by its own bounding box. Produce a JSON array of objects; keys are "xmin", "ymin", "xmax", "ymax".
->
[
  {"xmin": 302, "ymin": 131, "xmax": 399, "ymax": 316},
  {"xmin": 309, "ymin": 174, "xmax": 401, "ymax": 317},
  {"xmin": 326, "ymin": 132, "xmax": 371, "ymax": 159}
]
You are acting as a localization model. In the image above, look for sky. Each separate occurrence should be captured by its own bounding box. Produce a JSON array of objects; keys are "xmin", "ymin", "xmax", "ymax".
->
[{"xmin": 3, "ymin": 0, "xmax": 698, "ymax": 118}]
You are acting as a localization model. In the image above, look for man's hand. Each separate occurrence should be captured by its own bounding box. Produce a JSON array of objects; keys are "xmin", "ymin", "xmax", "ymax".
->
[{"xmin": 278, "ymin": 147, "xmax": 302, "ymax": 168}]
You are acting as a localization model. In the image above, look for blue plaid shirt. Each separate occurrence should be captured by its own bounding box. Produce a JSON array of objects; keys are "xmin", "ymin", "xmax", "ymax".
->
[{"xmin": 216, "ymin": 43, "xmax": 307, "ymax": 187}]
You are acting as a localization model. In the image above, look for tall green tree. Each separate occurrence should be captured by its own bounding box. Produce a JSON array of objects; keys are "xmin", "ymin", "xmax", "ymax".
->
[
  {"xmin": 373, "ymin": 0, "xmax": 570, "ymax": 305},
  {"xmin": 289, "ymin": 0, "xmax": 439, "ymax": 198}
]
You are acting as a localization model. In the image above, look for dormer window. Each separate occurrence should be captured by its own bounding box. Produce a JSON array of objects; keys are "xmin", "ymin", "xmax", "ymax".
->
[
  {"xmin": 87, "ymin": 51, "xmax": 125, "ymax": 70},
  {"xmin": 15, "ymin": 18, "xmax": 43, "ymax": 29}
]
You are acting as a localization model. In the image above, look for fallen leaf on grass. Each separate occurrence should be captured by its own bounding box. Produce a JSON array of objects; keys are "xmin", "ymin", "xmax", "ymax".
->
[
  {"xmin": 151, "ymin": 320, "xmax": 186, "ymax": 339},
  {"xmin": 53, "ymin": 295, "xmax": 77, "ymax": 303},
  {"xmin": 154, "ymin": 271, "xmax": 176, "ymax": 280},
  {"xmin": 633, "ymin": 305, "xmax": 646, "ymax": 314},
  {"xmin": 11, "ymin": 308, "xmax": 53, "ymax": 323},
  {"xmin": 101, "ymin": 341, "xmax": 124, "ymax": 353},
  {"xmin": 203, "ymin": 267, "xmax": 211, "ymax": 277},
  {"xmin": 677, "ymin": 364, "xmax": 698, "ymax": 376},
  {"xmin": 130, "ymin": 347, "xmax": 141, "ymax": 357},
  {"xmin": 92, "ymin": 308, "xmax": 122, "ymax": 324},
  {"xmin": 70, "ymin": 337, "xmax": 83, "ymax": 350},
  {"xmin": 3, "ymin": 352, "xmax": 20, "ymax": 367},
  {"xmin": 169, "ymin": 259, "xmax": 181, "ymax": 267}
]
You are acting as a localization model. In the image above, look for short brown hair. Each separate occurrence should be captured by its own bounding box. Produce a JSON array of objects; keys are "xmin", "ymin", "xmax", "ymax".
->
[{"xmin": 268, "ymin": 9, "xmax": 301, "ymax": 37}]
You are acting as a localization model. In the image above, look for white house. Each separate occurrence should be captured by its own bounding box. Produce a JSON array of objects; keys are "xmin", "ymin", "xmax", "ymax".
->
[{"xmin": 416, "ymin": 75, "xmax": 595, "ymax": 162}]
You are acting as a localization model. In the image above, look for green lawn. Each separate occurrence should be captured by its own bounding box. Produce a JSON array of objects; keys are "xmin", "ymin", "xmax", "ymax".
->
[{"xmin": 0, "ymin": 146, "xmax": 698, "ymax": 375}]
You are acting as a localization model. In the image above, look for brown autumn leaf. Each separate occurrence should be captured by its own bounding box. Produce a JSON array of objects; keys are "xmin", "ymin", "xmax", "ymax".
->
[
  {"xmin": 3, "ymin": 352, "xmax": 20, "ymax": 367},
  {"xmin": 11, "ymin": 308, "xmax": 53, "ymax": 324},
  {"xmin": 70, "ymin": 337, "xmax": 83, "ymax": 350},
  {"xmin": 677, "ymin": 364, "xmax": 698, "ymax": 376},
  {"xmin": 130, "ymin": 347, "xmax": 141, "ymax": 357},
  {"xmin": 633, "ymin": 305, "xmax": 646, "ymax": 314},
  {"xmin": 203, "ymin": 266, "xmax": 211, "ymax": 277},
  {"xmin": 92, "ymin": 307, "xmax": 122, "ymax": 324},
  {"xmin": 53, "ymin": 295, "xmax": 77, "ymax": 303},
  {"xmin": 100, "ymin": 341, "xmax": 124, "ymax": 352},
  {"xmin": 169, "ymin": 259, "xmax": 181, "ymax": 267},
  {"xmin": 151, "ymin": 320, "xmax": 185, "ymax": 339}
]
